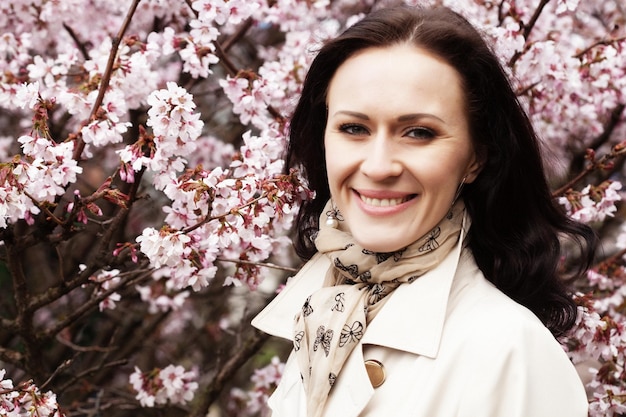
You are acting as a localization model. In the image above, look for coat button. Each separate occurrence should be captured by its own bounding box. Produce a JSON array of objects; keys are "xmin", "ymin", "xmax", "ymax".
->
[{"xmin": 364, "ymin": 359, "xmax": 386, "ymax": 388}]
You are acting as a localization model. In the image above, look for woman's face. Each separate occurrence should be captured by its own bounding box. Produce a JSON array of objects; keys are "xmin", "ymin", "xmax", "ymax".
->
[{"xmin": 324, "ymin": 43, "xmax": 481, "ymax": 253}]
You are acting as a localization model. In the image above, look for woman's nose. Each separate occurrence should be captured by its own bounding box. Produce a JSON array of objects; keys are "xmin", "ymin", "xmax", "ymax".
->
[{"xmin": 359, "ymin": 136, "xmax": 403, "ymax": 180}]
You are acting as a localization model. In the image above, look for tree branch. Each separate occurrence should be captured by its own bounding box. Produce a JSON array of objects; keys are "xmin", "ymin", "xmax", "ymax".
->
[
  {"xmin": 588, "ymin": 104, "xmax": 625, "ymax": 151},
  {"xmin": 0, "ymin": 346, "xmax": 24, "ymax": 365},
  {"xmin": 57, "ymin": 359, "xmax": 128, "ymax": 394},
  {"xmin": 189, "ymin": 330, "xmax": 269, "ymax": 417},
  {"xmin": 564, "ymin": 103, "xmax": 625, "ymax": 189},
  {"xmin": 5, "ymin": 239, "xmax": 44, "ymax": 377},
  {"xmin": 62, "ymin": 23, "xmax": 89, "ymax": 61},
  {"xmin": 217, "ymin": 257, "xmax": 298, "ymax": 273},
  {"xmin": 41, "ymin": 269, "xmax": 153, "ymax": 340},
  {"xmin": 574, "ymin": 35, "xmax": 626, "ymax": 59},
  {"xmin": 72, "ymin": 0, "xmax": 142, "ymax": 161},
  {"xmin": 508, "ymin": 0, "xmax": 552, "ymax": 67},
  {"xmin": 222, "ymin": 18, "xmax": 254, "ymax": 52},
  {"xmin": 522, "ymin": 0, "xmax": 551, "ymax": 40}
]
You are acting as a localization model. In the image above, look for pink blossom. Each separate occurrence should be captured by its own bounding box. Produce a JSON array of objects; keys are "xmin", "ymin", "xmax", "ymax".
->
[
  {"xmin": 136, "ymin": 284, "xmax": 190, "ymax": 314},
  {"xmin": 89, "ymin": 269, "xmax": 122, "ymax": 311},
  {"xmin": 228, "ymin": 356, "xmax": 284, "ymax": 416},
  {"xmin": 0, "ymin": 371, "xmax": 65, "ymax": 417},
  {"xmin": 559, "ymin": 181, "xmax": 622, "ymax": 224},
  {"xmin": 129, "ymin": 365, "xmax": 198, "ymax": 407},
  {"xmin": 136, "ymin": 228, "xmax": 192, "ymax": 269}
]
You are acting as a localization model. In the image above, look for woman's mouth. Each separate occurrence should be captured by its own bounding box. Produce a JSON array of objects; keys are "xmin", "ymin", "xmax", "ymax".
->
[{"xmin": 358, "ymin": 193, "xmax": 417, "ymax": 208}]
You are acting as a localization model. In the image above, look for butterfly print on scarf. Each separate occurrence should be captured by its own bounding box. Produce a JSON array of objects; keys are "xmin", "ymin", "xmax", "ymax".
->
[
  {"xmin": 302, "ymin": 295, "xmax": 314, "ymax": 316},
  {"xmin": 362, "ymin": 248, "xmax": 406, "ymax": 263},
  {"xmin": 329, "ymin": 372, "xmax": 337, "ymax": 387},
  {"xmin": 419, "ymin": 226, "xmax": 441, "ymax": 252},
  {"xmin": 294, "ymin": 331, "xmax": 304, "ymax": 351},
  {"xmin": 358, "ymin": 272, "xmax": 372, "ymax": 282},
  {"xmin": 339, "ymin": 321, "xmax": 364, "ymax": 347},
  {"xmin": 313, "ymin": 326, "xmax": 334, "ymax": 357},
  {"xmin": 334, "ymin": 258, "xmax": 372, "ymax": 282},
  {"xmin": 331, "ymin": 292, "xmax": 345, "ymax": 312},
  {"xmin": 334, "ymin": 258, "xmax": 359, "ymax": 278},
  {"xmin": 367, "ymin": 283, "xmax": 387, "ymax": 305}
]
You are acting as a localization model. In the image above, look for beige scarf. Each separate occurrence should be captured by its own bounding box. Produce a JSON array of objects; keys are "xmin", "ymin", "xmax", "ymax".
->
[{"xmin": 293, "ymin": 200, "xmax": 465, "ymax": 417}]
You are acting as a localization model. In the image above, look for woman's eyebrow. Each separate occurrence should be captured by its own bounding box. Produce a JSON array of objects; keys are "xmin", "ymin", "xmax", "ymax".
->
[
  {"xmin": 333, "ymin": 110, "xmax": 445, "ymax": 123},
  {"xmin": 331, "ymin": 111, "xmax": 446, "ymax": 124},
  {"xmin": 397, "ymin": 113, "xmax": 445, "ymax": 123},
  {"xmin": 331, "ymin": 110, "xmax": 370, "ymax": 120}
]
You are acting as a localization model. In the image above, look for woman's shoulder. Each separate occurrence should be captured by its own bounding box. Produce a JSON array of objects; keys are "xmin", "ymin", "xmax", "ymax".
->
[{"xmin": 447, "ymin": 249, "xmax": 565, "ymax": 348}]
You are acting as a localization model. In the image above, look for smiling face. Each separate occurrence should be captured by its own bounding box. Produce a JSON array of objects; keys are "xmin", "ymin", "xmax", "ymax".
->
[{"xmin": 323, "ymin": 43, "xmax": 482, "ymax": 253}]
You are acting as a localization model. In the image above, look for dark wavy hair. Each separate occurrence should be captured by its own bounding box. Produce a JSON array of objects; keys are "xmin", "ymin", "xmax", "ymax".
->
[{"xmin": 285, "ymin": 5, "xmax": 596, "ymax": 336}]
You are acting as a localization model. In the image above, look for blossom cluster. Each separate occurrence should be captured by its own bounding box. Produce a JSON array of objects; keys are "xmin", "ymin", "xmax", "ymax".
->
[
  {"xmin": 559, "ymin": 181, "xmax": 623, "ymax": 224},
  {"xmin": 129, "ymin": 365, "xmax": 199, "ymax": 407},
  {"xmin": 0, "ymin": 370, "xmax": 64, "ymax": 417},
  {"xmin": 228, "ymin": 356, "xmax": 284, "ymax": 416},
  {"xmin": 0, "ymin": 104, "xmax": 83, "ymax": 228},
  {"xmin": 88, "ymin": 268, "xmax": 123, "ymax": 312},
  {"xmin": 562, "ymin": 294, "xmax": 626, "ymax": 416}
]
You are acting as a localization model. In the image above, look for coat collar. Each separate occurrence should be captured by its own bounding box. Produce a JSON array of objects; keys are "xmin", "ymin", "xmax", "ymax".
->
[{"xmin": 252, "ymin": 236, "xmax": 463, "ymax": 359}]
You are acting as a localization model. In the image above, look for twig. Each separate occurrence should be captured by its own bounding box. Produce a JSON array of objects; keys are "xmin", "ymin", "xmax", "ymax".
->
[
  {"xmin": 57, "ymin": 359, "xmax": 128, "ymax": 394},
  {"xmin": 42, "ymin": 269, "xmax": 153, "ymax": 339},
  {"xmin": 94, "ymin": 169, "xmax": 145, "ymax": 265},
  {"xmin": 497, "ymin": 0, "xmax": 507, "ymax": 26},
  {"xmin": 552, "ymin": 149, "xmax": 624, "ymax": 197},
  {"xmin": 552, "ymin": 160, "xmax": 598, "ymax": 197},
  {"xmin": 217, "ymin": 257, "xmax": 298, "ymax": 273},
  {"xmin": 62, "ymin": 23, "xmax": 89, "ymax": 60},
  {"xmin": 222, "ymin": 18, "xmax": 254, "ymax": 52},
  {"xmin": 574, "ymin": 36, "xmax": 626, "ymax": 59},
  {"xmin": 183, "ymin": 0, "xmax": 285, "ymax": 124},
  {"xmin": 184, "ymin": 0, "xmax": 196, "ymax": 17},
  {"xmin": 586, "ymin": 104, "xmax": 625, "ymax": 152},
  {"xmin": 189, "ymin": 330, "xmax": 270, "ymax": 417},
  {"xmin": 521, "ymin": 0, "xmax": 551, "ymax": 40},
  {"xmin": 23, "ymin": 190, "xmax": 64, "ymax": 226},
  {"xmin": 27, "ymin": 263, "xmax": 97, "ymax": 313},
  {"xmin": 557, "ymin": 104, "xmax": 626, "ymax": 195},
  {"xmin": 55, "ymin": 334, "xmax": 116, "ymax": 353},
  {"xmin": 0, "ymin": 346, "xmax": 24, "ymax": 365},
  {"xmin": 72, "ymin": 0, "xmax": 142, "ymax": 161},
  {"xmin": 5, "ymin": 241, "xmax": 43, "ymax": 377},
  {"xmin": 595, "ymin": 247, "xmax": 626, "ymax": 270},
  {"xmin": 214, "ymin": 41, "xmax": 239, "ymax": 77},
  {"xmin": 0, "ymin": 317, "xmax": 18, "ymax": 333},
  {"xmin": 40, "ymin": 358, "xmax": 73, "ymax": 390},
  {"xmin": 508, "ymin": 0, "xmax": 552, "ymax": 67},
  {"xmin": 89, "ymin": 312, "xmax": 170, "ymax": 388},
  {"xmin": 181, "ymin": 193, "xmax": 267, "ymax": 234}
]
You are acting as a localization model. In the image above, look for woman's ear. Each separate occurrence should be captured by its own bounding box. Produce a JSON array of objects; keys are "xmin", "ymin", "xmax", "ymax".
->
[{"xmin": 464, "ymin": 149, "xmax": 486, "ymax": 183}]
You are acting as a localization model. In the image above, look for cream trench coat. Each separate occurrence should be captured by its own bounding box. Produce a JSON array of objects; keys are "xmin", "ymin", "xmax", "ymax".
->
[{"xmin": 252, "ymin": 238, "xmax": 589, "ymax": 417}]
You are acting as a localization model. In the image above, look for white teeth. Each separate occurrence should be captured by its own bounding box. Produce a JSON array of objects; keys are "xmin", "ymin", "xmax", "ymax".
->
[{"xmin": 361, "ymin": 196, "xmax": 405, "ymax": 207}]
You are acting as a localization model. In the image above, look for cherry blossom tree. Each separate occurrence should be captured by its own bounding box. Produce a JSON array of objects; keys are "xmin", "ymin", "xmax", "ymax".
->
[{"xmin": 0, "ymin": 0, "xmax": 624, "ymax": 416}]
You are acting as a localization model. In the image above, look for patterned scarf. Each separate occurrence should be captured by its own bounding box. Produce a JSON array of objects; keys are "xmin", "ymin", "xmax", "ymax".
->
[{"xmin": 293, "ymin": 199, "xmax": 465, "ymax": 417}]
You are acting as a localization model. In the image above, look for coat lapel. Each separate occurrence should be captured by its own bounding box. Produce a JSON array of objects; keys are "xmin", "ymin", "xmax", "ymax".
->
[
  {"xmin": 362, "ymin": 237, "xmax": 462, "ymax": 357},
  {"xmin": 251, "ymin": 253, "xmax": 330, "ymax": 340}
]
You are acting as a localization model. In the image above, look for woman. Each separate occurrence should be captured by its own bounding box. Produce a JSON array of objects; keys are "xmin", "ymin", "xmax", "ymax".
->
[{"xmin": 253, "ymin": 5, "xmax": 596, "ymax": 417}]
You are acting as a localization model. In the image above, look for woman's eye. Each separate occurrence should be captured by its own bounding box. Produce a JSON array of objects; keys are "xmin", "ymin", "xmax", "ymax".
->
[
  {"xmin": 339, "ymin": 123, "xmax": 369, "ymax": 135},
  {"xmin": 406, "ymin": 127, "xmax": 436, "ymax": 140}
]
